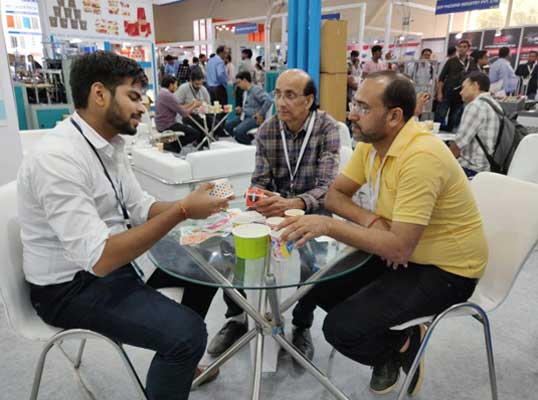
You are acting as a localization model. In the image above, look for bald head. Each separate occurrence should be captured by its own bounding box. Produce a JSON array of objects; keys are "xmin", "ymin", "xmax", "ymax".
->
[{"xmin": 275, "ymin": 69, "xmax": 317, "ymax": 130}]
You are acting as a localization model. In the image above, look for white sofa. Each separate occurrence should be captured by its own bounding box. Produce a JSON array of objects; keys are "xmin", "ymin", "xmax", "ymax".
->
[{"xmin": 131, "ymin": 141, "xmax": 256, "ymax": 201}]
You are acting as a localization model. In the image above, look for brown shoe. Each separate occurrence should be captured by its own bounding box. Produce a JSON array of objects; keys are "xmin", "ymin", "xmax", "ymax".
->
[{"xmin": 193, "ymin": 365, "xmax": 220, "ymax": 387}]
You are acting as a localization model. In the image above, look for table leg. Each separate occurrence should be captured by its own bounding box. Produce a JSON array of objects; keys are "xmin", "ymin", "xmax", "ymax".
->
[{"xmin": 251, "ymin": 286, "xmax": 267, "ymax": 400}]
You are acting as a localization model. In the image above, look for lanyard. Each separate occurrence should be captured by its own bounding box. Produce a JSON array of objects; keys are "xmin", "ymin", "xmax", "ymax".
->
[
  {"xmin": 528, "ymin": 63, "xmax": 536, "ymax": 77},
  {"xmin": 70, "ymin": 118, "xmax": 145, "ymax": 279},
  {"xmin": 458, "ymin": 57, "xmax": 470, "ymax": 73},
  {"xmin": 189, "ymin": 84, "xmax": 200, "ymax": 100},
  {"xmin": 279, "ymin": 111, "xmax": 316, "ymax": 192},
  {"xmin": 366, "ymin": 148, "xmax": 387, "ymax": 213}
]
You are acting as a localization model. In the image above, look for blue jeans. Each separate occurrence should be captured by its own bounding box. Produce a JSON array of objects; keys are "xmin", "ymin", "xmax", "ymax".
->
[
  {"xmin": 225, "ymin": 116, "xmax": 258, "ymax": 144},
  {"xmin": 29, "ymin": 265, "xmax": 218, "ymax": 400}
]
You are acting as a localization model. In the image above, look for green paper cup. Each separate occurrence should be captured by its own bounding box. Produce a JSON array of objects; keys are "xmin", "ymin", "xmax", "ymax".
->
[{"xmin": 232, "ymin": 223, "xmax": 271, "ymax": 260}]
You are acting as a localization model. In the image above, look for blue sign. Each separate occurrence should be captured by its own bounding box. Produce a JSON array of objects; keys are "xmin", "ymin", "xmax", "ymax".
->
[
  {"xmin": 234, "ymin": 23, "xmax": 258, "ymax": 35},
  {"xmin": 321, "ymin": 13, "xmax": 340, "ymax": 21},
  {"xmin": 435, "ymin": 0, "xmax": 500, "ymax": 15}
]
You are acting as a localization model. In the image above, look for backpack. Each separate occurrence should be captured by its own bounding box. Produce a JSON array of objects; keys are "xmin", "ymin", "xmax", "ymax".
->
[{"xmin": 475, "ymin": 97, "xmax": 528, "ymax": 175}]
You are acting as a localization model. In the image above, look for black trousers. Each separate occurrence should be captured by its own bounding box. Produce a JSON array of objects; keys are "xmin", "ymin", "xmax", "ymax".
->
[
  {"xmin": 162, "ymin": 122, "xmax": 205, "ymax": 152},
  {"xmin": 29, "ymin": 266, "xmax": 218, "ymax": 400},
  {"xmin": 208, "ymin": 85, "xmax": 228, "ymax": 105},
  {"xmin": 301, "ymin": 256, "xmax": 477, "ymax": 367}
]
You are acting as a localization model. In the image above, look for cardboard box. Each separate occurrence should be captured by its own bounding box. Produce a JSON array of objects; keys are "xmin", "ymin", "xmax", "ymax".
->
[
  {"xmin": 319, "ymin": 72, "xmax": 347, "ymax": 122},
  {"xmin": 320, "ymin": 20, "xmax": 348, "ymax": 74}
]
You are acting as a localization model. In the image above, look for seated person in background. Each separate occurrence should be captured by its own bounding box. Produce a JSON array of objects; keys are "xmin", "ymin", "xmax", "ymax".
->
[
  {"xmin": 17, "ymin": 51, "xmax": 231, "ymax": 400},
  {"xmin": 449, "ymin": 72, "xmax": 501, "ymax": 177},
  {"xmin": 224, "ymin": 71, "xmax": 272, "ymax": 145},
  {"xmin": 208, "ymin": 69, "xmax": 340, "ymax": 362},
  {"xmin": 279, "ymin": 71, "xmax": 486, "ymax": 397},
  {"xmin": 155, "ymin": 75, "xmax": 206, "ymax": 151}
]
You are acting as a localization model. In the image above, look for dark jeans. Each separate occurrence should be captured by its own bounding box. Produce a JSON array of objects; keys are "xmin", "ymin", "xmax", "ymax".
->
[
  {"xmin": 208, "ymin": 85, "xmax": 228, "ymax": 105},
  {"xmin": 435, "ymin": 96, "xmax": 464, "ymax": 132},
  {"xmin": 463, "ymin": 166, "xmax": 478, "ymax": 178},
  {"xmin": 162, "ymin": 122, "xmax": 205, "ymax": 152},
  {"xmin": 29, "ymin": 265, "xmax": 218, "ymax": 400},
  {"xmin": 224, "ymin": 116, "xmax": 258, "ymax": 145},
  {"xmin": 300, "ymin": 256, "xmax": 477, "ymax": 367}
]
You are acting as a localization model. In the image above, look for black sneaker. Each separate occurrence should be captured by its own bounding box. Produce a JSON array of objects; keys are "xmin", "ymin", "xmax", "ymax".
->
[
  {"xmin": 400, "ymin": 324, "xmax": 426, "ymax": 396},
  {"xmin": 291, "ymin": 327, "xmax": 315, "ymax": 361},
  {"xmin": 207, "ymin": 320, "xmax": 248, "ymax": 357},
  {"xmin": 369, "ymin": 357, "xmax": 400, "ymax": 395}
]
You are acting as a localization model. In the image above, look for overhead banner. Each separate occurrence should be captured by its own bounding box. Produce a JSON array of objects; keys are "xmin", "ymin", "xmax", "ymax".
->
[
  {"xmin": 482, "ymin": 28, "xmax": 522, "ymax": 66},
  {"xmin": 44, "ymin": 0, "xmax": 154, "ymax": 42},
  {"xmin": 234, "ymin": 23, "xmax": 257, "ymax": 35},
  {"xmin": 435, "ymin": 0, "xmax": 500, "ymax": 15},
  {"xmin": 520, "ymin": 26, "xmax": 538, "ymax": 62}
]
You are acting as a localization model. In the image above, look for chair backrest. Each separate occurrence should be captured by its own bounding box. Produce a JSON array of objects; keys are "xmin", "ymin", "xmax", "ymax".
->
[
  {"xmin": 507, "ymin": 134, "xmax": 538, "ymax": 183},
  {"xmin": 470, "ymin": 173, "xmax": 538, "ymax": 311},
  {"xmin": 339, "ymin": 146, "xmax": 353, "ymax": 173},
  {"xmin": 337, "ymin": 122, "xmax": 352, "ymax": 148}
]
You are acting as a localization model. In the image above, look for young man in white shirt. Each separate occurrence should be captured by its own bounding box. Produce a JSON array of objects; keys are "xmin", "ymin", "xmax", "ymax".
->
[{"xmin": 17, "ymin": 51, "xmax": 231, "ymax": 400}]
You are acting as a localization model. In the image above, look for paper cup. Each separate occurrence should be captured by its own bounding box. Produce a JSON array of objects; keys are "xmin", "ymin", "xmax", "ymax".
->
[
  {"xmin": 231, "ymin": 213, "xmax": 256, "ymax": 227},
  {"xmin": 423, "ymin": 120, "xmax": 434, "ymax": 131},
  {"xmin": 232, "ymin": 223, "xmax": 270, "ymax": 259},
  {"xmin": 432, "ymin": 122, "xmax": 441, "ymax": 134},
  {"xmin": 266, "ymin": 216, "xmax": 285, "ymax": 229},
  {"xmin": 284, "ymin": 209, "xmax": 305, "ymax": 217},
  {"xmin": 271, "ymin": 229, "xmax": 294, "ymax": 259},
  {"xmin": 209, "ymin": 178, "xmax": 234, "ymax": 199}
]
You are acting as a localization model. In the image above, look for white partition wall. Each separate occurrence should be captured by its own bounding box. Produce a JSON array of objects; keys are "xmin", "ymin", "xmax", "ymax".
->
[{"xmin": 0, "ymin": 16, "xmax": 23, "ymax": 185}]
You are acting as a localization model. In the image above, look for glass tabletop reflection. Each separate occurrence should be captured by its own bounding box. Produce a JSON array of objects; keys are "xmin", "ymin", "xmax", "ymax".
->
[{"xmin": 148, "ymin": 206, "xmax": 372, "ymax": 290}]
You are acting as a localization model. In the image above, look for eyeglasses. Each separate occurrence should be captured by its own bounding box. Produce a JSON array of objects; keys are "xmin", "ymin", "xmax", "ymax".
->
[
  {"xmin": 274, "ymin": 90, "xmax": 306, "ymax": 102},
  {"xmin": 349, "ymin": 101, "xmax": 372, "ymax": 115}
]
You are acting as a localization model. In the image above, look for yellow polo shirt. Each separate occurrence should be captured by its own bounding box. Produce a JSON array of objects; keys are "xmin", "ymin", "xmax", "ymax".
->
[{"xmin": 343, "ymin": 118, "xmax": 487, "ymax": 278}]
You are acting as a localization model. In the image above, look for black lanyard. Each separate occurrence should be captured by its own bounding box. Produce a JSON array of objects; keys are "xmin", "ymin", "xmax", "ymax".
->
[{"xmin": 70, "ymin": 118, "xmax": 132, "ymax": 229}]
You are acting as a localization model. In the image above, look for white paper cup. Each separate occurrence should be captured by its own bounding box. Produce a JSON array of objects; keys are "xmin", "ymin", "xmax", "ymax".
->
[
  {"xmin": 432, "ymin": 122, "xmax": 441, "ymax": 134},
  {"xmin": 423, "ymin": 120, "xmax": 434, "ymax": 131},
  {"xmin": 266, "ymin": 216, "xmax": 285, "ymax": 229},
  {"xmin": 284, "ymin": 209, "xmax": 305, "ymax": 217},
  {"xmin": 270, "ymin": 229, "xmax": 294, "ymax": 259},
  {"xmin": 210, "ymin": 178, "xmax": 234, "ymax": 199},
  {"xmin": 231, "ymin": 213, "xmax": 256, "ymax": 227}
]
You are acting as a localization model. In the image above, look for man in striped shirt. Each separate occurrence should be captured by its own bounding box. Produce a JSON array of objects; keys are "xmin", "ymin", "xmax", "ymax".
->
[{"xmin": 207, "ymin": 69, "xmax": 341, "ymax": 362}]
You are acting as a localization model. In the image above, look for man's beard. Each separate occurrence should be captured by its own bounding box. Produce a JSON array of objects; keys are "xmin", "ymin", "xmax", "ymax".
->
[
  {"xmin": 352, "ymin": 122, "xmax": 385, "ymax": 144},
  {"xmin": 105, "ymin": 99, "xmax": 141, "ymax": 136}
]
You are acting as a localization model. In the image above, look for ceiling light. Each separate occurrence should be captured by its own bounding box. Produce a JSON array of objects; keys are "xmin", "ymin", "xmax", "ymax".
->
[{"xmin": 455, "ymin": 32, "xmax": 463, "ymax": 39}]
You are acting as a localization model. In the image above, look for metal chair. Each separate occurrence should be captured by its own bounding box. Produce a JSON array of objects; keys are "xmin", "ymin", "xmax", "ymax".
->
[
  {"xmin": 0, "ymin": 182, "xmax": 147, "ymax": 400},
  {"xmin": 389, "ymin": 172, "xmax": 538, "ymax": 399}
]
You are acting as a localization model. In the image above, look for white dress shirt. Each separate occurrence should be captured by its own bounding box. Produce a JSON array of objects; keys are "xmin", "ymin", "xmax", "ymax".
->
[{"xmin": 17, "ymin": 112, "xmax": 156, "ymax": 285}]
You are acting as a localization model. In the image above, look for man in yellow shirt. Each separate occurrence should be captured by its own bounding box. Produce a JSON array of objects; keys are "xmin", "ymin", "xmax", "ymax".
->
[{"xmin": 280, "ymin": 71, "xmax": 487, "ymax": 396}]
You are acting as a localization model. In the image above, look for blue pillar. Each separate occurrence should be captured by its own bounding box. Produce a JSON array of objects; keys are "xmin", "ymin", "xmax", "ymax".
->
[
  {"xmin": 287, "ymin": 0, "xmax": 298, "ymax": 68},
  {"xmin": 296, "ymin": 0, "xmax": 308, "ymax": 71},
  {"xmin": 307, "ymin": 0, "xmax": 321, "ymax": 99}
]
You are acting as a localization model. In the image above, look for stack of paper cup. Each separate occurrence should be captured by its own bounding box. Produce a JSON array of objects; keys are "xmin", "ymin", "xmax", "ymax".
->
[{"xmin": 284, "ymin": 209, "xmax": 305, "ymax": 217}]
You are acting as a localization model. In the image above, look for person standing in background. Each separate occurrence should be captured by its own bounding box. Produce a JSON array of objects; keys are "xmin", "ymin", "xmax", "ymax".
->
[
  {"xmin": 198, "ymin": 53, "xmax": 207, "ymax": 76},
  {"xmin": 177, "ymin": 59, "xmax": 191, "ymax": 85},
  {"xmin": 515, "ymin": 50, "xmax": 538, "ymax": 99},
  {"xmin": 225, "ymin": 54, "xmax": 235, "ymax": 85},
  {"xmin": 205, "ymin": 45, "xmax": 229, "ymax": 105},
  {"xmin": 436, "ymin": 40, "xmax": 476, "ymax": 132},
  {"xmin": 163, "ymin": 54, "xmax": 179, "ymax": 77},
  {"xmin": 347, "ymin": 50, "xmax": 361, "ymax": 109},
  {"xmin": 254, "ymin": 56, "xmax": 265, "ymax": 87},
  {"xmin": 489, "ymin": 47, "xmax": 518, "ymax": 95},
  {"xmin": 362, "ymin": 45, "xmax": 386, "ymax": 79},
  {"xmin": 471, "ymin": 50, "xmax": 490, "ymax": 74}
]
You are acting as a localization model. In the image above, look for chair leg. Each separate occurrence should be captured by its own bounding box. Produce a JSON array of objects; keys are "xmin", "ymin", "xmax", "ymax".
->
[
  {"xmin": 475, "ymin": 310, "xmax": 499, "ymax": 400},
  {"xmin": 29, "ymin": 339, "xmax": 57, "ymax": 400},
  {"xmin": 73, "ymin": 339, "xmax": 86, "ymax": 369},
  {"xmin": 115, "ymin": 343, "xmax": 148, "ymax": 399}
]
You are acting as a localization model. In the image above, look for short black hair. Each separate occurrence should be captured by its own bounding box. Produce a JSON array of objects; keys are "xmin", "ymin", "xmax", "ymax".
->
[
  {"xmin": 365, "ymin": 71, "xmax": 416, "ymax": 121},
  {"xmin": 371, "ymin": 45, "xmax": 383, "ymax": 54},
  {"xmin": 350, "ymin": 50, "xmax": 359, "ymax": 57},
  {"xmin": 256, "ymin": 55, "xmax": 263, "ymax": 64},
  {"xmin": 472, "ymin": 50, "xmax": 488, "ymax": 60},
  {"xmin": 199, "ymin": 53, "xmax": 206, "ymax": 59},
  {"xmin": 303, "ymin": 77, "xmax": 318, "ymax": 111},
  {"xmin": 192, "ymin": 56, "xmax": 199, "ymax": 63},
  {"xmin": 236, "ymin": 70, "xmax": 252, "ymax": 82},
  {"xmin": 190, "ymin": 69, "xmax": 204, "ymax": 82},
  {"xmin": 241, "ymin": 48, "xmax": 253, "ymax": 58},
  {"xmin": 182, "ymin": 59, "xmax": 189, "ymax": 65},
  {"xmin": 499, "ymin": 47, "xmax": 510, "ymax": 58},
  {"xmin": 161, "ymin": 75, "xmax": 177, "ymax": 88},
  {"xmin": 458, "ymin": 39, "xmax": 471, "ymax": 47},
  {"xmin": 216, "ymin": 45, "xmax": 226, "ymax": 55},
  {"xmin": 447, "ymin": 46, "xmax": 456, "ymax": 57},
  {"xmin": 529, "ymin": 51, "xmax": 538, "ymax": 57},
  {"xmin": 465, "ymin": 71, "xmax": 490, "ymax": 92},
  {"xmin": 70, "ymin": 50, "xmax": 147, "ymax": 109},
  {"xmin": 421, "ymin": 48, "xmax": 432, "ymax": 56}
]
